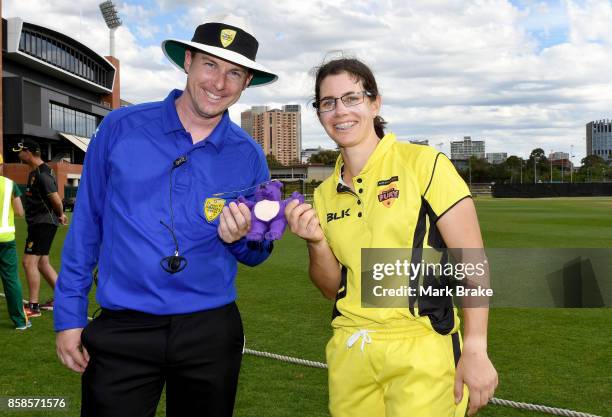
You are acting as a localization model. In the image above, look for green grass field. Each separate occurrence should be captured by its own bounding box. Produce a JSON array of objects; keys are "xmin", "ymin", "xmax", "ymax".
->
[{"xmin": 1, "ymin": 197, "xmax": 611, "ymax": 417}]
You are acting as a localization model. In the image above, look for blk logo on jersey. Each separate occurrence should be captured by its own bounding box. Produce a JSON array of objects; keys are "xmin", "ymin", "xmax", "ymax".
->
[{"xmin": 327, "ymin": 208, "xmax": 350, "ymax": 223}]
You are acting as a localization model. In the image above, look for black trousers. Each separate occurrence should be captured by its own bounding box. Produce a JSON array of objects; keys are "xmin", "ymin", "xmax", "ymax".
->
[{"xmin": 80, "ymin": 302, "xmax": 244, "ymax": 417}]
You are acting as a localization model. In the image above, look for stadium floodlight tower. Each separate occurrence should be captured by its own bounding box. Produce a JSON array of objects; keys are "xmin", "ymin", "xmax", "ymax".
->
[{"xmin": 99, "ymin": 1, "xmax": 122, "ymax": 57}]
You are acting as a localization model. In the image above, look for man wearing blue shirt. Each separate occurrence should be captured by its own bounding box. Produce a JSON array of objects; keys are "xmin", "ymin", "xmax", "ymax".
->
[{"xmin": 55, "ymin": 16, "xmax": 278, "ymax": 417}]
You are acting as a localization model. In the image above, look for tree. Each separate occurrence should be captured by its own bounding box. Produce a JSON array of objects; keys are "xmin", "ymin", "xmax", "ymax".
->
[
  {"xmin": 288, "ymin": 157, "xmax": 302, "ymax": 166},
  {"xmin": 309, "ymin": 150, "xmax": 340, "ymax": 165},
  {"xmin": 469, "ymin": 156, "xmax": 490, "ymax": 182},
  {"xmin": 506, "ymin": 155, "xmax": 522, "ymax": 168},
  {"xmin": 528, "ymin": 148, "xmax": 548, "ymax": 168},
  {"xmin": 456, "ymin": 157, "xmax": 492, "ymax": 183},
  {"xmin": 529, "ymin": 148, "xmax": 546, "ymax": 160},
  {"xmin": 525, "ymin": 148, "xmax": 548, "ymax": 182},
  {"xmin": 266, "ymin": 153, "xmax": 283, "ymax": 168},
  {"xmin": 581, "ymin": 154, "xmax": 606, "ymax": 168},
  {"xmin": 504, "ymin": 156, "xmax": 523, "ymax": 183},
  {"xmin": 490, "ymin": 160, "xmax": 510, "ymax": 183},
  {"xmin": 578, "ymin": 154, "xmax": 609, "ymax": 183}
]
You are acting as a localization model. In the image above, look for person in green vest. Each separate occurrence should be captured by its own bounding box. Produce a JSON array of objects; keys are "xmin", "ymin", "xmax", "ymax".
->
[{"xmin": 0, "ymin": 154, "xmax": 30, "ymax": 330}]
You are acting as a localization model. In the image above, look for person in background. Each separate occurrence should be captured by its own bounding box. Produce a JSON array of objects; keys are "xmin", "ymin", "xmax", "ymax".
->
[
  {"xmin": 14, "ymin": 138, "xmax": 67, "ymax": 318},
  {"xmin": 0, "ymin": 154, "xmax": 30, "ymax": 330}
]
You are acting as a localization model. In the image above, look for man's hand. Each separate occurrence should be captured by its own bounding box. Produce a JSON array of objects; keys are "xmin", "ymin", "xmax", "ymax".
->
[
  {"xmin": 285, "ymin": 199, "xmax": 325, "ymax": 243},
  {"xmin": 58, "ymin": 214, "xmax": 69, "ymax": 226},
  {"xmin": 454, "ymin": 347, "xmax": 498, "ymax": 416},
  {"xmin": 218, "ymin": 202, "xmax": 251, "ymax": 243},
  {"xmin": 56, "ymin": 328, "xmax": 89, "ymax": 373}
]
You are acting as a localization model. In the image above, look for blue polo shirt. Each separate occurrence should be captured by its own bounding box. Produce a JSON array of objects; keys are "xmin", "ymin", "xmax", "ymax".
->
[{"xmin": 54, "ymin": 89, "xmax": 273, "ymax": 331}]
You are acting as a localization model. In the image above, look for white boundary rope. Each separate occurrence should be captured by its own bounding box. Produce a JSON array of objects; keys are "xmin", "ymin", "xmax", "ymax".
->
[
  {"xmin": 243, "ymin": 347, "xmax": 602, "ymax": 417},
  {"xmin": 1, "ymin": 293, "xmax": 602, "ymax": 417},
  {"xmin": 244, "ymin": 348, "xmax": 328, "ymax": 369}
]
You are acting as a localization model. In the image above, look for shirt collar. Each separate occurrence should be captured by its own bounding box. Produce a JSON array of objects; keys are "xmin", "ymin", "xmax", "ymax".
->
[
  {"xmin": 338, "ymin": 165, "xmax": 349, "ymax": 187},
  {"xmin": 162, "ymin": 89, "xmax": 185, "ymax": 134},
  {"xmin": 335, "ymin": 165, "xmax": 352, "ymax": 194},
  {"xmin": 333, "ymin": 133, "xmax": 397, "ymax": 187},
  {"xmin": 162, "ymin": 89, "xmax": 230, "ymax": 152}
]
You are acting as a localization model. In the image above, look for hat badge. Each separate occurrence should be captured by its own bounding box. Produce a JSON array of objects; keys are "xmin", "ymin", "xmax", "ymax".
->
[{"xmin": 220, "ymin": 29, "xmax": 237, "ymax": 48}]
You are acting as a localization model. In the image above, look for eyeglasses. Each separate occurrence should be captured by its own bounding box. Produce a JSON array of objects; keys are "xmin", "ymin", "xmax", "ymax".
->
[{"xmin": 313, "ymin": 91, "xmax": 373, "ymax": 113}]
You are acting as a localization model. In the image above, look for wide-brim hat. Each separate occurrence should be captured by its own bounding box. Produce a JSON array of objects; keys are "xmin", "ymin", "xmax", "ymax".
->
[{"xmin": 162, "ymin": 15, "xmax": 277, "ymax": 88}]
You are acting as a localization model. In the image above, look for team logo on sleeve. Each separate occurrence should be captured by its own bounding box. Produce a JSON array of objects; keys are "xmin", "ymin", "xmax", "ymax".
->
[
  {"xmin": 220, "ymin": 29, "xmax": 237, "ymax": 48},
  {"xmin": 204, "ymin": 198, "xmax": 226, "ymax": 223},
  {"xmin": 377, "ymin": 176, "xmax": 399, "ymax": 208}
]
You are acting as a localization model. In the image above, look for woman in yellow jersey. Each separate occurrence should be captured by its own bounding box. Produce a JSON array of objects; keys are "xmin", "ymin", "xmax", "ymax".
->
[{"xmin": 285, "ymin": 58, "xmax": 497, "ymax": 417}]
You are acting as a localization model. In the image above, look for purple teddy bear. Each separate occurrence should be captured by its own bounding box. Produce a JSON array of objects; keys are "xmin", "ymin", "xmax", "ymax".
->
[{"xmin": 237, "ymin": 181, "xmax": 304, "ymax": 241}]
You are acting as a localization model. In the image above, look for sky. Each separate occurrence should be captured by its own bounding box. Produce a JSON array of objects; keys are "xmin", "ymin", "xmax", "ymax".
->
[{"xmin": 4, "ymin": 0, "xmax": 612, "ymax": 161}]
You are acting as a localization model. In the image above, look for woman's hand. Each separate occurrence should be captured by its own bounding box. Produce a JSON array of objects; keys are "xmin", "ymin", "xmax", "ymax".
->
[
  {"xmin": 285, "ymin": 199, "xmax": 325, "ymax": 243},
  {"xmin": 454, "ymin": 346, "xmax": 498, "ymax": 416}
]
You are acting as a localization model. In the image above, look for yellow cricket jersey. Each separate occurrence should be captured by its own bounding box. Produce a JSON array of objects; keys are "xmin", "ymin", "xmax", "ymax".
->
[{"xmin": 313, "ymin": 133, "xmax": 471, "ymax": 334}]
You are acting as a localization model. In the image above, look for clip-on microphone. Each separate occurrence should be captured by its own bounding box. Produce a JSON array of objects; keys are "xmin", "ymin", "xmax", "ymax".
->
[{"xmin": 160, "ymin": 156, "xmax": 189, "ymax": 274}]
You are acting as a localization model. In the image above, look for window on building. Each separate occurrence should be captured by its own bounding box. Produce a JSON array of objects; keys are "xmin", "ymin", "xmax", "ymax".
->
[
  {"xmin": 41, "ymin": 36, "xmax": 48, "ymax": 61},
  {"xmin": 75, "ymin": 112, "xmax": 86, "ymax": 136},
  {"xmin": 63, "ymin": 45, "xmax": 69, "ymax": 69},
  {"xmin": 76, "ymin": 53, "xmax": 81, "ymax": 77},
  {"xmin": 85, "ymin": 58, "xmax": 91, "ymax": 80},
  {"xmin": 29, "ymin": 32, "xmax": 35, "ymax": 54},
  {"xmin": 51, "ymin": 104, "xmax": 64, "ymax": 131},
  {"xmin": 46, "ymin": 39, "xmax": 53, "ymax": 63},
  {"xmin": 24, "ymin": 31, "xmax": 32, "ymax": 54},
  {"xmin": 49, "ymin": 103, "xmax": 100, "ymax": 138},
  {"xmin": 81, "ymin": 55, "xmax": 85, "ymax": 78},
  {"xmin": 65, "ymin": 108, "xmax": 76, "ymax": 133},
  {"xmin": 86, "ymin": 114, "xmax": 96, "ymax": 136},
  {"xmin": 19, "ymin": 28, "xmax": 113, "ymax": 89},
  {"xmin": 47, "ymin": 38, "xmax": 54, "ymax": 63},
  {"xmin": 49, "ymin": 40, "xmax": 56, "ymax": 65}
]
